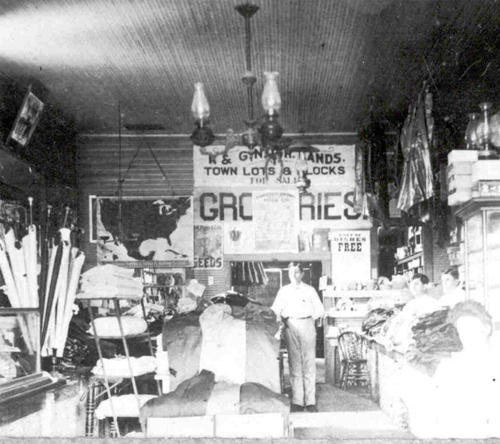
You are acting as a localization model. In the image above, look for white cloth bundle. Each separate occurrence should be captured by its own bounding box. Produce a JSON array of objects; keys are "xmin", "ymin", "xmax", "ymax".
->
[
  {"xmin": 92, "ymin": 356, "xmax": 156, "ymax": 378},
  {"xmin": 80, "ymin": 278, "xmax": 142, "ymax": 292},
  {"xmin": 81, "ymin": 264, "xmax": 135, "ymax": 280},
  {"xmin": 87, "ymin": 316, "xmax": 147, "ymax": 337},
  {"xmin": 95, "ymin": 394, "xmax": 156, "ymax": 420},
  {"xmin": 78, "ymin": 265, "xmax": 143, "ymax": 300}
]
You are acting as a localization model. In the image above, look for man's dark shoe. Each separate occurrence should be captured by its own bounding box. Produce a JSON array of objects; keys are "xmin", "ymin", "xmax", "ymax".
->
[
  {"xmin": 305, "ymin": 404, "xmax": 318, "ymax": 413},
  {"xmin": 290, "ymin": 404, "xmax": 303, "ymax": 412}
]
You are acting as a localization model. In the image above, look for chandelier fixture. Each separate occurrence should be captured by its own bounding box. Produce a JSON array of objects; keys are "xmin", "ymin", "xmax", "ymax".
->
[{"xmin": 190, "ymin": 2, "xmax": 318, "ymax": 192}]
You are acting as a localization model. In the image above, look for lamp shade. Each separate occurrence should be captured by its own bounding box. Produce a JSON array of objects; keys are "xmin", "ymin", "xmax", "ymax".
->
[
  {"xmin": 261, "ymin": 72, "xmax": 281, "ymax": 115},
  {"xmin": 191, "ymin": 82, "xmax": 210, "ymax": 121}
]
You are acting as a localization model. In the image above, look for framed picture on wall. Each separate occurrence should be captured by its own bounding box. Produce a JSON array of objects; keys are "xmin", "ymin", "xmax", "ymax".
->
[
  {"xmin": 7, "ymin": 87, "xmax": 44, "ymax": 147},
  {"xmin": 89, "ymin": 195, "xmax": 193, "ymax": 267}
]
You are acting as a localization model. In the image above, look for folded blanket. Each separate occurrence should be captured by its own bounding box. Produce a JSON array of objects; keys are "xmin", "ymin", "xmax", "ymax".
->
[
  {"xmin": 140, "ymin": 370, "xmax": 289, "ymax": 423},
  {"xmin": 199, "ymin": 304, "xmax": 246, "ymax": 384}
]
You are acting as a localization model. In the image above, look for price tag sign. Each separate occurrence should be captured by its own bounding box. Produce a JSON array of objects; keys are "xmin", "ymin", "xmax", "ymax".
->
[{"xmin": 330, "ymin": 230, "xmax": 371, "ymax": 284}]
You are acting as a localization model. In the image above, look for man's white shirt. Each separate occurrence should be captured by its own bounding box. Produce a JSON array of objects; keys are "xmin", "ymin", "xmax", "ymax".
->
[{"xmin": 271, "ymin": 282, "xmax": 324, "ymax": 319}]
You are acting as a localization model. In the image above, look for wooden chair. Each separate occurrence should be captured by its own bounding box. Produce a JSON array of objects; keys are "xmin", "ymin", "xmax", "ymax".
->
[{"xmin": 337, "ymin": 331, "xmax": 370, "ymax": 390}]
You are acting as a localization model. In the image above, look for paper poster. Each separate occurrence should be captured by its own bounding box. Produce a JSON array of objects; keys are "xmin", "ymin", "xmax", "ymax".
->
[
  {"xmin": 194, "ymin": 225, "xmax": 223, "ymax": 269},
  {"xmin": 91, "ymin": 196, "xmax": 193, "ymax": 267},
  {"xmin": 253, "ymin": 190, "xmax": 299, "ymax": 252},
  {"xmin": 223, "ymin": 223, "xmax": 254, "ymax": 254},
  {"xmin": 8, "ymin": 89, "xmax": 44, "ymax": 146},
  {"xmin": 330, "ymin": 230, "xmax": 371, "ymax": 284},
  {"xmin": 194, "ymin": 145, "xmax": 355, "ymax": 188}
]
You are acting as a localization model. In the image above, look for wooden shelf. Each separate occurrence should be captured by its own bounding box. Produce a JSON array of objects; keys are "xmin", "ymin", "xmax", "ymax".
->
[{"xmin": 396, "ymin": 251, "xmax": 422, "ymax": 266}]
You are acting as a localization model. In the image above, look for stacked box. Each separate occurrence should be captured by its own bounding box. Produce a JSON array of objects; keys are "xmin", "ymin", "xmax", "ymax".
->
[{"xmin": 471, "ymin": 160, "xmax": 500, "ymax": 183}]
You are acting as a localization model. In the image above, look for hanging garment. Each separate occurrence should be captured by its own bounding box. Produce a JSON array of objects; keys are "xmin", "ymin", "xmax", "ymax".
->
[
  {"xmin": 231, "ymin": 262, "xmax": 268, "ymax": 286},
  {"xmin": 397, "ymin": 95, "xmax": 434, "ymax": 213}
]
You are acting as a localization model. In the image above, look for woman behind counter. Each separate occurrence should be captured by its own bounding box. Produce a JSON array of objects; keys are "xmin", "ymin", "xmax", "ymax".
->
[{"xmin": 439, "ymin": 267, "xmax": 466, "ymax": 308}]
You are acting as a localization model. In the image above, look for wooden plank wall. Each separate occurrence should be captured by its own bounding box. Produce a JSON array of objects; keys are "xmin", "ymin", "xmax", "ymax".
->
[
  {"xmin": 77, "ymin": 133, "xmax": 228, "ymax": 298},
  {"xmin": 77, "ymin": 133, "xmax": 359, "ymax": 299}
]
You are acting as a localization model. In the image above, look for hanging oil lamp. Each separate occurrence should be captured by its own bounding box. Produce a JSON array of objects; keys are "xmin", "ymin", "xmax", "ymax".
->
[
  {"xmin": 190, "ymin": 82, "xmax": 215, "ymax": 147},
  {"xmin": 260, "ymin": 72, "xmax": 283, "ymax": 146}
]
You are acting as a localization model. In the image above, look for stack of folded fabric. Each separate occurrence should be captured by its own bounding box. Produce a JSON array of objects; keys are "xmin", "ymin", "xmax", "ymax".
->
[
  {"xmin": 362, "ymin": 308, "xmax": 396, "ymax": 337},
  {"xmin": 406, "ymin": 309, "xmax": 462, "ymax": 372},
  {"xmin": 77, "ymin": 264, "xmax": 143, "ymax": 300}
]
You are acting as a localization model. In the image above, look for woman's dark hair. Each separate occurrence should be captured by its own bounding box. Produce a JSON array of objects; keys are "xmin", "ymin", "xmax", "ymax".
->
[
  {"xmin": 288, "ymin": 262, "xmax": 304, "ymax": 272},
  {"xmin": 412, "ymin": 273, "xmax": 429, "ymax": 285},
  {"xmin": 447, "ymin": 300, "xmax": 493, "ymax": 336},
  {"xmin": 443, "ymin": 267, "xmax": 460, "ymax": 280}
]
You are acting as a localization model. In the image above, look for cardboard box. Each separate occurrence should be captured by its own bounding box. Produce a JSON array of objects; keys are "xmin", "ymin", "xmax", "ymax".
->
[
  {"xmin": 447, "ymin": 162, "xmax": 473, "ymax": 175},
  {"xmin": 472, "ymin": 160, "xmax": 500, "ymax": 183},
  {"xmin": 448, "ymin": 174, "xmax": 473, "ymax": 191}
]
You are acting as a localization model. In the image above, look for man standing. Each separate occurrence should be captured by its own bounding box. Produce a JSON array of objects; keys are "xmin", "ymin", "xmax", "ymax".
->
[{"xmin": 271, "ymin": 263, "xmax": 324, "ymax": 412}]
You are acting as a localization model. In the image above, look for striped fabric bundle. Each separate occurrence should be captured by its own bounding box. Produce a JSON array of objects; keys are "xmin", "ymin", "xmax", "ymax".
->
[{"xmin": 162, "ymin": 305, "xmax": 280, "ymax": 393}]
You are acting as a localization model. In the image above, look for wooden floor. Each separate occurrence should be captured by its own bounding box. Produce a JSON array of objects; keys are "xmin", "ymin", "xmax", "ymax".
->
[{"xmin": 0, "ymin": 359, "xmax": 411, "ymax": 440}]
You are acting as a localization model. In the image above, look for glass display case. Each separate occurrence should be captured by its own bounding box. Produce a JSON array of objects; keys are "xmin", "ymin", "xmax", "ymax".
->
[
  {"xmin": 0, "ymin": 308, "xmax": 59, "ymax": 404},
  {"xmin": 0, "ymin": 308, "xmax": 40, "ymax": 382},
  {"xmin": 457, "ymin": 199, "xmax": 500, "ymax": 328}
]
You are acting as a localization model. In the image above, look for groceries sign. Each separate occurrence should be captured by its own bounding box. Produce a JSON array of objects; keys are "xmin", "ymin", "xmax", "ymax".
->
[{"xmin": 193, "ymin": 145, "xmax": 370, "ymax": 229}]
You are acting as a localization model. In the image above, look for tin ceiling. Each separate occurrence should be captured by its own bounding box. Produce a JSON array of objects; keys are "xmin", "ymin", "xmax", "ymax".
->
[{"xmin": 0, "ymin": 0, "xmax": 498, "ymax": 134}]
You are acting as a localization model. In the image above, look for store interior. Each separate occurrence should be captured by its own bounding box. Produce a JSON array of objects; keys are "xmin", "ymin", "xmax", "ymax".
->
[{"xmin": 1, "ymin": 0, "xmax": 500, "ymax": 441}]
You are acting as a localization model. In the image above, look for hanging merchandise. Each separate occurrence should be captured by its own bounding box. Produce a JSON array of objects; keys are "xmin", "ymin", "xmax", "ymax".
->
[
  {"xmin": 397, "ymin": 91, "xmax": 434, "ymax": 213},
  {"xmin": 353, "ymin": 145, "xmax": 365, "ymax": 214},
  {"xmin": 39, "ymin": 207, "xmax": 86, "ymax": 358},
  {"xmin": 231, "ymin": 261, "xmax": 268, "ymax": 286}
]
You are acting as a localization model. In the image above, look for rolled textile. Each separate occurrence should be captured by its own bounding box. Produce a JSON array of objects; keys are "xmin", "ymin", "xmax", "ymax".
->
[
  {"xmin": 0, "ymin": 238, "xmax": 20, "ymax": 308},
  {"xmin": 50, "ymin": 229, "xmax": 71, "ymax": 354},
  {"xmin": 55, "ymin": 248, "xmax": 85, "ymax": 357},
  {"xmin": 5, "ymin": 229, "xmax": 29, "ymax": 307},
  {"xmin": 22, "ymin": 225, "xmax": 38, "ymax": 308}
]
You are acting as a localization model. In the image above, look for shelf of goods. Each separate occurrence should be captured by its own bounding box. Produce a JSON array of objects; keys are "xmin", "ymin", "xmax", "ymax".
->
[
  {"xmin": 322, "ymin": 288, "xmax": 409, "ymax": 386},
  {"xmin": 78, "ymin": 294, "xmax": 160, "ymax": 438},
  {"xmin": 394, "ymin": 251, "xmax": 423, "ymax": 277},
  {"xmin": 0, "ymin": 308, "xmax": 62, "ymax": 404},
  {"xmin": 456, "ymin": 198, "xmax": 500, "ymax": 328}
]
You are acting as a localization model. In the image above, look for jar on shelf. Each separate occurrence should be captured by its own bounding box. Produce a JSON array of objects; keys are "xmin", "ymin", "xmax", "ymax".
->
[{"xmin": 477, "ymin": 102, "xmax": 498, "ymax": 159}]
